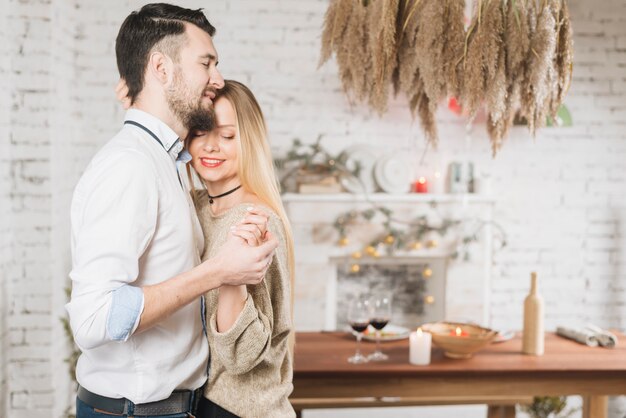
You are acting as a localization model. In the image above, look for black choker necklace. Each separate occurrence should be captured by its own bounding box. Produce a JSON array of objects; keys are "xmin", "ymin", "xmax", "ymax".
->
[{"xmin": 207, "ymin": 185, "xmax": 242, "ymax": 204}]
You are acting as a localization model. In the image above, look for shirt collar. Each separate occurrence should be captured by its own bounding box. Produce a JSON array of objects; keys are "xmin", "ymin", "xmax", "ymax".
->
[{"xmin": 124, "ymin": 109, "xmax": 184, "ymax": 162}]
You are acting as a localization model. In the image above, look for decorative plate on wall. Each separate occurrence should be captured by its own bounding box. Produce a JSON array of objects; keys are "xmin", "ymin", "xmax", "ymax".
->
[{"xmin": 374, "ymin": 154, "xmax": 412, "ymax": 194}]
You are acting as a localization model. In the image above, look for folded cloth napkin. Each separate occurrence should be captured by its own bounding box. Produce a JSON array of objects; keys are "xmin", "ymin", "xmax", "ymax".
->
[
  {"xmin": 585, "ymin": 324, "xmax": 618, "ymax": 348},
  {"xmin": 556, "ymin": 326, "xmax": 599, "ymax": 347},
  {"xmin": 556, "ymin": 324, "xmax": 618, "ymax": 348}
]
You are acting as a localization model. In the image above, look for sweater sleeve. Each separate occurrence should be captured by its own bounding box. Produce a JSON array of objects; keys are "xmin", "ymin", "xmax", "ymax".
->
[{"xmin": 208, "ymin": 214, "xmax": 292, "ymax": 375}]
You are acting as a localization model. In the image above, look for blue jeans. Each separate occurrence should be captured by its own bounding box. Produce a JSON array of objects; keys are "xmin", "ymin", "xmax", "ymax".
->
[{"xmin": 76, "ymin": 397, "xmax": 191, "ymax": 418}]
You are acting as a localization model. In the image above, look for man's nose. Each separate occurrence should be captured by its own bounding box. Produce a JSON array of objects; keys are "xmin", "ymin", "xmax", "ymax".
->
[{"xmin": 211, "ymin": 68, "xmax": 225, "ymax": 90}]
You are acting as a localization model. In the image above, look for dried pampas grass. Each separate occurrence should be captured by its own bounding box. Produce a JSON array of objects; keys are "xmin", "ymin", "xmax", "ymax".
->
[
  {"xmin": 319, "ymin": 0, "xmax": 354, "ymax": 67},
  {"xmin": 444, "ymin": 0, "xmax": 467, "ymax": 99},
  {"xmin": 522, "ymin": 0, "xmax": 557, "ymax": 136},
  {"xmin": 550, "ymin": 0, "xmax": 573, "ymax": 119},
  {"xmin": 497, "ymin": 0, "xmax": 530, "ymax": 150},
  {"xmin": 345, "ymin": 2, "xmax": 371, "ymax": 101},
  {"xmin": 462, "ymin": 0, "xmax": 504, "ymax": 120},
  {"xmin": 396, "ymin": 0, "xmax": 439, "ymax": 146},
  {"xmin": 415, "ymin": 0, "xmax": 448, "ymax": 114},
  {"xmin": 318, "ymin": 0, "xmax": 574, "ymax": 156},
  {"xmin": 396, "ymin": 0, "xmax": 423, "ymax": 97},
  {"xmin": 368, "ymin": 0, "xmax": 400, "ymax": 115}
]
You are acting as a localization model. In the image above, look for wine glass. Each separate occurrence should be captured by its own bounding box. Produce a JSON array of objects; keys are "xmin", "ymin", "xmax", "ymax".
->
[
  {"xmin": 347, "ymin": 296, "xmax": 370, "ymax": 364},
  {"xmin": 367, "ymin": 293, "xmax": 392, "ymax": 361}
]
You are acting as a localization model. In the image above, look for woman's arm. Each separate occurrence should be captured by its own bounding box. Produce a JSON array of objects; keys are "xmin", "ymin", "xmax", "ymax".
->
[{"xmin": 210, "ymin": 215, "xmax": 292, "ymax": 375}]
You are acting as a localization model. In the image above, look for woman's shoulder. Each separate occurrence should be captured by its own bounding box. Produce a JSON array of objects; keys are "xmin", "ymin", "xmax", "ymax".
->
[{"xmin": 190, "ymin": 189, "xmax": 210, "ymax": 211}]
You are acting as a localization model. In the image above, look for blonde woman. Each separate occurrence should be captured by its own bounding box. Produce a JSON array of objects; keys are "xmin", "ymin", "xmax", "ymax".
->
[{"xmin": 186, "ymin": 80, "xmax": 295, "ymax": 418}]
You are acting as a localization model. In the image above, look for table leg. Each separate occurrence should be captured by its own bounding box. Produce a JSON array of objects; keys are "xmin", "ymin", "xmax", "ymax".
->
[
  {"xmin": 503, "ymin": 405, "xmax": 516, "ymax": 418},
  {"xmin": 583, "ymin": 395, "xmax": 608, "ymax": 418},
  {"xmin": 487, "ymin": 405, "xmax": 501, "ymax": 418},
  {"xmin": 487, "ymin": 405, "xmax": 516, "ymax": 418}
]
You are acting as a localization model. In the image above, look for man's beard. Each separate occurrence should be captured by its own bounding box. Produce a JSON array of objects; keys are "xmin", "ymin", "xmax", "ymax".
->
[{"xmin": 167, "ymin": 70, "xmax": 216, "ymax": 132}]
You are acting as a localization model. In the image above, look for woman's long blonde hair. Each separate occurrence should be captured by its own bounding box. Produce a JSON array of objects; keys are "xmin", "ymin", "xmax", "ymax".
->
[{"xmin": 187, "ymin": 80, "xmax": 296, "ymax": 350}]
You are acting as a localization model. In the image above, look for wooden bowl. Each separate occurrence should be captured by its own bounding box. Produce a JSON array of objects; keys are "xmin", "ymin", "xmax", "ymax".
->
[{"xmin": 421, "ymin": 322, "xmax": 498, "ymax": 359}]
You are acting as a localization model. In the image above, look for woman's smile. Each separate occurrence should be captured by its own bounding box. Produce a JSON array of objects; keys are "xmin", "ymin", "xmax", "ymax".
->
[{"xmin": 200, "ymin": 157, "xmax": 225, "ymax": 168}]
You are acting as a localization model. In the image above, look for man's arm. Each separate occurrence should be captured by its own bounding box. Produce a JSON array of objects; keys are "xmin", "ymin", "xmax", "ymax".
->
[
  {"xmin": 67, "ymin": 152, "xmax": 277, "ymax": 348},
  {"xmin": 136, "ymin": 232, "xmax": 277, "ymax": 333}
]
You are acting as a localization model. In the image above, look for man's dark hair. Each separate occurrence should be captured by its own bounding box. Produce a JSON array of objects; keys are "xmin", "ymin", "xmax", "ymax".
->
[{"xmin": 115, "ymin": 3, "xmax": 216, "ymax": 104}]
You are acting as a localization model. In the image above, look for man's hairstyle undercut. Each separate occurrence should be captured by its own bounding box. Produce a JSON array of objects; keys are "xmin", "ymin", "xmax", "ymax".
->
[{"xmin": 115, "ymin": 3, "xmax": 216, "ymax": 104}]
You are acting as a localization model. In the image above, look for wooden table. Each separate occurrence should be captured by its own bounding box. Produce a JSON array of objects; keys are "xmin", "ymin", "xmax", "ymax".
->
[{"xmin": 292, "ymin": 332, "xmax": 626, "ymax": 418}]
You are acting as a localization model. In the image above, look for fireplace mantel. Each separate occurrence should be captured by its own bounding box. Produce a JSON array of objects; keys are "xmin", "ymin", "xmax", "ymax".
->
[
  {"xmin": 283, "ymin": 192, "xmax": 495, "ymax": 204},
  {"xmin": 283, "ymin": 193, "xmax": 496, "ymax": 330}
]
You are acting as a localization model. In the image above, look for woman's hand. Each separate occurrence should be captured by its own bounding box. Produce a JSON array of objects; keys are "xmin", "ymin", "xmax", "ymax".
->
[
  {"xmin": 115, "ymin": 78, "xmax": 131, "ymax": 110},
  {"xmin": 230, "ymin": 206, "xmax": 271, "ymax": 246}
]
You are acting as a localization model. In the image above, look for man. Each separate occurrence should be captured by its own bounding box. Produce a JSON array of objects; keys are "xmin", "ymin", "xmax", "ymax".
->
[{"xmin": 66, "ymin": 4, "xmax": 278, "ymax": 417}]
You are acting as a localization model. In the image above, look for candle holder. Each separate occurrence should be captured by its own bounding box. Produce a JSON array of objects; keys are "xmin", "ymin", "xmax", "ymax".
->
[{"xmin": 421, "ymin": 321, "xmax": 498, "ymax": 359}]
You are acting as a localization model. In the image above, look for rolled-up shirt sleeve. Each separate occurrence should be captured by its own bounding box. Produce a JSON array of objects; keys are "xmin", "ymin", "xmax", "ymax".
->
[{"xmin": 66, "ymin": 151, "xmax": 158, "ymax": 351}]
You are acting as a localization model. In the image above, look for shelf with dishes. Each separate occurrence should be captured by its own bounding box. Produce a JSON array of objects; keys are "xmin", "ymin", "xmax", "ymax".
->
[{"xmin": 279, "ymin": 141, "xmax": 491, "ymax": 198}]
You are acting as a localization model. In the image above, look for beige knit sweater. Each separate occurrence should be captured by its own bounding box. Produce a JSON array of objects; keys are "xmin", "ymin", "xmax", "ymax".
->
[{"xmin": 194, "ymin": 192, "xmax": 295, "ymax": 418}]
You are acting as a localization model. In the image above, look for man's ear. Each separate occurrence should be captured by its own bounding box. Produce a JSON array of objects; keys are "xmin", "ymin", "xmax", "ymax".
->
[{"xmin": 146, "ymin": 51, "xmax": 174, "ymax": 87}]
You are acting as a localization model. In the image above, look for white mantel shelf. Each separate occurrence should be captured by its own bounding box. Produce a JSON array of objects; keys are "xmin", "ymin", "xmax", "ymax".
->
[{"xmin": 282, "ymin": 193, "xmax": 495, "ymax": 204}]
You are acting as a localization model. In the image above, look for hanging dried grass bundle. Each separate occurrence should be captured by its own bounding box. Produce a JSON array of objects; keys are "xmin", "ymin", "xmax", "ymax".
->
[
  {"xmin": 462, "ymin": 0, "xmax": 504, "ymax": 119},
  {"xmin": 335, "ymin": 27, "xmax": 355, "ymax": 99},
  {"xmin": 396, "ymin": 0, "xmax": 423, "ymax": 97},
  {"xmin": 496, "ymin": 0, "xmax": 530, "ymax": 146},
  {"xmin": 506, "ymin": 0, "xmax": 530, "ymax": 86},
  {"xmin": 487, "ymin": 50, "xmax": 509, "ymax": 156},
  {"xmin": 417, "ymin": 93, "xmax": 438, "ymax": 145},
  {"xmin": 345, "ymin": 2, "xmax": 372, "ymax": 101},
  {"xmin": 549, "ymin": 0, "xmax": 573, "ymax": 118},
  {"xmin": 522, "ymin": 0, "xmax": 557, "ymax": 136},
  {"xmin": 368, "ymin": 0, "xmax": 400, "ymax": 115},
  {"xmin": 415, "ymin": 0, "xmax": 448, "ymax": 114},
  {"xmin": 396, "ymin": 0, "xmax": 439, "ymax": 146},
  {"xmin": 408, "ymin": 88, "xmax": 438, "ymax": 145},
  {"xmin": 319, "ymin": 0, "xmax": 354, "ymax": 67},
  {"xmin": 443, "ymin": 0, "xmax": 466, "ymax": 99},
  {"xmin": 485, "ymin": 3, "xmax": 507, "ymax": 150}
]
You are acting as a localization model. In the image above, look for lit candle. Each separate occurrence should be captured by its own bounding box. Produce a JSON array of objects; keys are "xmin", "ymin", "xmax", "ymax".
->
[
  {"xmin": 409, "ymin": 327, "xmax": 432, "ymax": 365},
  {"xmin": 414, "ymin": 177, "xmax": 428, "ymax": 193},
  {"xmin": 449, "ymin": 326, "xmax": 469, "ymax": 337}
]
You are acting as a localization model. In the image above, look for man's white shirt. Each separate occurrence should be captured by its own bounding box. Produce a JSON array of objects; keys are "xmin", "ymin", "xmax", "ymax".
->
[{"xmin": 66, "ymin": 109, "xmax": 207, "ymax": 403}]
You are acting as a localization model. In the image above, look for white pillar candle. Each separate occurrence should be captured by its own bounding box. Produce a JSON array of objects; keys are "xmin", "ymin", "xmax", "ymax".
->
[
  {"xmin": 430, "ymin": 170, "xmax": 445, "ymax": 194},
  {"xmin": 409, "ymin": 328, "xmax": 432, "ymax": 365}
]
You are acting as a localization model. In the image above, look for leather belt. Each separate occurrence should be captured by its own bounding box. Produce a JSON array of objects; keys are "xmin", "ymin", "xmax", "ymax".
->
[{"xmin": 78, "ymin": 385, "xmax": 201, "ymax": 416}]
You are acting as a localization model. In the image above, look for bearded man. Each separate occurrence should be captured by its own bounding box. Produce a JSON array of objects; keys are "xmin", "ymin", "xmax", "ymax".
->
[{"xmin": 66, "ymin": 4, "xmax": 278, "ymax": 417}]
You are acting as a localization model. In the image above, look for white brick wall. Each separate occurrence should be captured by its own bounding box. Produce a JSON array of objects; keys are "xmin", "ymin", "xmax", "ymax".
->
[
  {"xmin": 1, "ymin": 0, "xmax": 80, "ymax": 416},
  {"xmin": 49, "ymin": 0, "xmax": 79, "ymax": 416},
  {"xmin": 5, "ymin": 0, "xmax": 56, "ymax": 415},
  {"xmin": 1, "ymin": 0, "xmax": 12, "ymax": 414},
  {"xmin": 1, "ymin": 0, "xmax": 625, "ymax": 417}
]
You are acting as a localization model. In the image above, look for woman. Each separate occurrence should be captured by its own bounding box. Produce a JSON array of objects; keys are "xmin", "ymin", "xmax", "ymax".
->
[{"xmin": 186, "ymin": 80, "xmax": 296, "ymax": 418}]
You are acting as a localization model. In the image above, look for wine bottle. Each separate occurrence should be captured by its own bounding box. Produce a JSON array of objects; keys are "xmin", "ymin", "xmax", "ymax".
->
[{"xmin": 522, "ymin": 272, "xmax": 545, "ymax": 355}]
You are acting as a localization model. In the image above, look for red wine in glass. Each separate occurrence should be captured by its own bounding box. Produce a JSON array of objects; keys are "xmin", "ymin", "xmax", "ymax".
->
[
  {"xmin": 370, "ymin": 317, "xmax": 389, "ymax": 331},
  {"xmin": 368, "ymin": 294, "xmax": 392, "ymax": 361},
  {"xmin": 350, "ymin": 321, "xmax": 370, "ymax": 333},
  {"xmin": 347, "ymin": 297, "xmax": 370, "ymax": 364}
]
